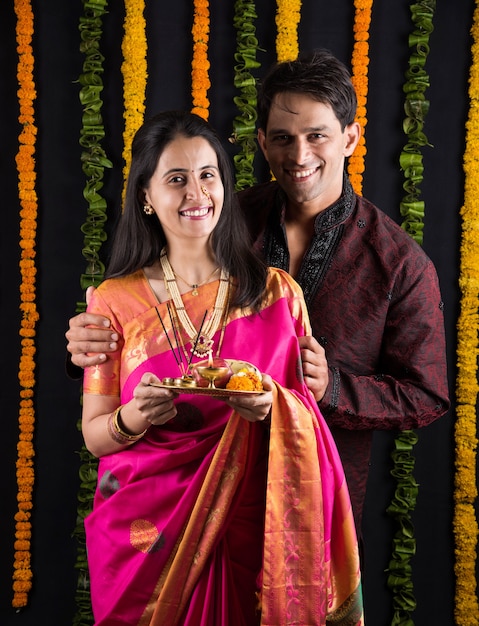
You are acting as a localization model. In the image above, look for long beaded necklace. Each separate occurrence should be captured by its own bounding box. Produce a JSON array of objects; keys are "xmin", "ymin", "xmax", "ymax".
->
[{"xmin": 160, "ymin": 247, "xmax": 230, "ymax": 358}]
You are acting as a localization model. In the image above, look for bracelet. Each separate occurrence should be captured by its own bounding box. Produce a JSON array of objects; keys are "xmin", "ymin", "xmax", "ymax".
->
[{"xmin": 107, "ymin": 406, "xmax": 148, "ymax": 446}]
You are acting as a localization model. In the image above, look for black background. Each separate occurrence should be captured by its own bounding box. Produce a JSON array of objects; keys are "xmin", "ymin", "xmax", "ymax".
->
[{"xmin": 0, "ymin": 1, "xmax": 475, "ymax": 624}]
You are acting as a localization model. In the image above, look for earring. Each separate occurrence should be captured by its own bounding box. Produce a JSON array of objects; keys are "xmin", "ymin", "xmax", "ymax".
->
[{"xmin": 143, "ymin": 204, "xmax": 154, "ymax": 215}]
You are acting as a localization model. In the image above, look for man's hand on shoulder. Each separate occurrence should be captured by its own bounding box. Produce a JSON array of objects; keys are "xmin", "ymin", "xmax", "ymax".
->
[{"xmin": 65, "ymin": 286, "xmax": 117, "ymax": 368}]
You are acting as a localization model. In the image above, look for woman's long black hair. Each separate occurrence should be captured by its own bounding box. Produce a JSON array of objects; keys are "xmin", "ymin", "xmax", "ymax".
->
[{"xmin": 106, "ymin": 110, "xmax": 267, "ymax": 310}]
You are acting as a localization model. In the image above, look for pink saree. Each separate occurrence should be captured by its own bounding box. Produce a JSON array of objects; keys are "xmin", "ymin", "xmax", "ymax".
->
[{"xmin": 83, "ymin": 267, "xmax": 363, "ymax": 625}]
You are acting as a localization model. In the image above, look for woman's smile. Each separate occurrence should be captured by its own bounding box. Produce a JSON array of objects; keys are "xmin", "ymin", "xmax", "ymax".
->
[{"xmin": 179, "ymin": 205, "xmax": 213, "ymax": 219}]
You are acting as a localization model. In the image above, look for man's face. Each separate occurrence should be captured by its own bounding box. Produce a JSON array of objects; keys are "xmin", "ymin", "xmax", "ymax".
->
[{"xmin": 257, "ymin": 92, "xmax": 360, "ymax": 213}]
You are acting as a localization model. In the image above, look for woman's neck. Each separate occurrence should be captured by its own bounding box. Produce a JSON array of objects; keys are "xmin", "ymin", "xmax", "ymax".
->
[{"xmin": 164, "ymin": 245, "xmax": 218, "ymax": 287}]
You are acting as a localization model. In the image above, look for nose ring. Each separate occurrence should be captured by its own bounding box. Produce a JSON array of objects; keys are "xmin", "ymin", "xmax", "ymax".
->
[{"xmin": 201, "ymin": 185, "xmax": 211, "ymax": 201}]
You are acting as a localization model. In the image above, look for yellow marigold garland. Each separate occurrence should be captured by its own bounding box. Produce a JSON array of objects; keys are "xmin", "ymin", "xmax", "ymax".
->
[
  {"xmin": 121, "ymin": 0, "xmax": 147, "ymax": 188},
  {"xmin": 347, "ymin": 0, "xmax": 372, "ymax": 195},
  {"xmin": 275, "ymin": 0, "xmax": 301, "ymax": 62},
  {"xmin": 191, "ymin": 0, "xmax": 211, "ymax": 120},
  {"xmin": 13, "ymin": 0, "xmax": 39, "ymax": 608},
  {"xmin": 454, "ymin": 1, "xmax": 479, "ymax": 623}
]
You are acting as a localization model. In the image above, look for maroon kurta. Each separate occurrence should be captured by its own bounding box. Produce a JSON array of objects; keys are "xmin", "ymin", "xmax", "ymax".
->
[{"xmin": 238, "ymin": 175, "xmax": 450, "ymax": 532}]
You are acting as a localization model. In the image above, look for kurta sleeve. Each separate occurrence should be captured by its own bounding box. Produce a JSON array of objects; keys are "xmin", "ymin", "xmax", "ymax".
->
[{"xmin": 318, "ymin": 256, "xmax": 450, "ymax": 430}]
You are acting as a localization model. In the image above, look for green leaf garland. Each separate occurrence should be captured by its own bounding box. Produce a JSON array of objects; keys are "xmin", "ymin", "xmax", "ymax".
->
[
  {"xmin": 230, "ymin": 0, "xmax": 260, "ymax": 190},
  {"xmin": 388, "ymin": 2, "xmax": 435, "ymax": 624},
  {"xmin": 77, "ymin": 0, "xmax": 112, "ymax": 300},
  {"xmin": 399, "ymin": 0, "xmax": 435, "ymax": 245},
  {"xmin": 73, "ymin": 1, "xmax": 111, "ymax": 624}
]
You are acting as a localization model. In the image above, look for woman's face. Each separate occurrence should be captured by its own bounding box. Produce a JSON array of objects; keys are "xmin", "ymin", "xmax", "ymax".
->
[{"xmin": 144, "ymin": 135, "xmax": 224, "ymax": 248}]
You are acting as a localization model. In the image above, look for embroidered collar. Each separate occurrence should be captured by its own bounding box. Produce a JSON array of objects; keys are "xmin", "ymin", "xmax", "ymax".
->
[{"xmin": 264, "ymin": 173, "xmax": 356, "ymax": 305}]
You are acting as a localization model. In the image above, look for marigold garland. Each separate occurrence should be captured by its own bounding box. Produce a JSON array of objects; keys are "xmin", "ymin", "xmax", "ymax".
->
[
  {"xmin": 191, "ymin": 0, "xmax": 211, "ymax": 120},
  {"xmin": 121, "ymin": 0, "xmax": 147, "ymax": 187},
  {"xmin": 275, "ymin": 0, "xmax": 301, "ymax": 63},
  {"xmin": 13, "ymin": 0, "xmax": 38, "ymax": 608},
  {"xmin": 454, "ymin": 1, "xmax": 479, "ymax": 623},
  {"xmin": 230, "ymin": 0, "xmax": 260, "ymax": 190},
  {"xmin": 347, "ymin": 0, "xmax": 372, "ymax": 196}
]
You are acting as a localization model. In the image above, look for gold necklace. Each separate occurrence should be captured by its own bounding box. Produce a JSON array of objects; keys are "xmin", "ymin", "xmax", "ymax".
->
[
  {"xmin": 171, "ymin": 265, "xmax": 219, "ymax": 296},
  {"xmin": 160, "ymin": 248, "xmax": 230, "ymax": 357}
]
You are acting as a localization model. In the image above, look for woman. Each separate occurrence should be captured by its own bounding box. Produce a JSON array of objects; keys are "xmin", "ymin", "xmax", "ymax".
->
[{"xmin": 82, "ymin": 110, "xmax": 363, "ymax": 625}]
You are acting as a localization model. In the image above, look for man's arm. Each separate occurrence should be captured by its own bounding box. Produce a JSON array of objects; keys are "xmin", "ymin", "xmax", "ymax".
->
[{"xmin": 318, "ymin": 261, "xmax": 450, "ymax": 430}]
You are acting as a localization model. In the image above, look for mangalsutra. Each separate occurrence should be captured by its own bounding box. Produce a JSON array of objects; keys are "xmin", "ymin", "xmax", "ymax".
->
[
  {"xmin": 172, "ymin": 265, "xmax": 219, "ymax": 296},
  {"xmin": 160, "ymin": 248, "xmax": 230, "ymax": 358}
]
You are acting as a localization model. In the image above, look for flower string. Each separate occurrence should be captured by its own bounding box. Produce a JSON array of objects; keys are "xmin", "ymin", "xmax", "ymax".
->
[
  {"xmin": 386, "ymin": 3, "xmax": 436, "ymax": 623},
  {"xmin": 454, "ymin": 1, "xmax": 479, "ymax": 623},
  {"xmin": 121, "ymin": 0, "xmax": 147, "ymax": 188},
  {"xmin": 73, "ymin": 1, "xmax": 111, "ymax": 623},
  {"xmin": 275, "ymin": 0, "xmax": 301, "ymax": 63},
  {"xmin": 347, "ymin": 0, "xmax": 372, "ymax": 195},
  {"xmin": 191, "ymin": 0, "xmax": 211, "ymax": 120},
  {"xmin": 230, "ymin": 0, "xmax": 260, "ymax": 190},
  {"xmin": 13, "ymin": 0, "xmax": 39, "ymax": 608}
]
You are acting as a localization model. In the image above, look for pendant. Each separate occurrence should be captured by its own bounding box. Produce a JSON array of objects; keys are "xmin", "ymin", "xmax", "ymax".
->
[
  {"xmin": 192, "ymin": 284, "xmax": 199, "ymax": 296},
  {"xmin": 192, "ymin": 335, "xmax": 214, "ymax": 357}
]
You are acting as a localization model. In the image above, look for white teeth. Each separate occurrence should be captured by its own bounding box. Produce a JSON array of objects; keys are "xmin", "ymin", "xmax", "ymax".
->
[
  {"xmin": 290, "ymin": 168, "xmax": 316, "ymax": 179},
  {"xmin": 181, "ymin": 207, "xmax": 210, "ymax": 217}
]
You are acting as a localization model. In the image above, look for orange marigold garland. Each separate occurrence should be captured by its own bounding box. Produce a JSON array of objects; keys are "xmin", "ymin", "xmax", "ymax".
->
[
  {"xmin": 191, "ymin": 0, "xmax": 211, "ymax": 119},
  {"xmin": 13, "ymin": 0, "xmax": 39, "ymax": 608},
  {"xmin": 347, "ymin": 0, "xmax": 372, "ymax": 195},
  {"xmin": 121, "ymin": 0, "xmax": 147, "ymax": 188},
  {"xmin": 275, "ymin": 0, "xmax": 301, "ymax": 62},
  {"xmin": 454, "ymin": 1, "xmax": 479, "ymax": 623}
]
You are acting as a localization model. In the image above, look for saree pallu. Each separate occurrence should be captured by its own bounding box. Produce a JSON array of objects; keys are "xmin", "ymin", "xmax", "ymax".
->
[{"xmin": 83, "ymin": 267, "xmax": 363, "ymax": 625}]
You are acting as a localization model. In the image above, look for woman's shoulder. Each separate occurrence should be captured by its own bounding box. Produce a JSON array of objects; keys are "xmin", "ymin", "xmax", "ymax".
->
[
  {"xmin": 89, "ymin": 270, "xmax": 153, "ymax": 317},
  {"xmin": 96, "ymin": 270, "xmax": 146, "ymax": 295},
  {"xmin": 266, "ymin": 267, "xmax": 305, "ymax": 298}
]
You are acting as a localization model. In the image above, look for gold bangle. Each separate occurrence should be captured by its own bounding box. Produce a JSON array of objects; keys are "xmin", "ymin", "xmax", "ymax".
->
[{"xmin": 107, "ymin": 406, "xmax": 147, "ymax": 446}]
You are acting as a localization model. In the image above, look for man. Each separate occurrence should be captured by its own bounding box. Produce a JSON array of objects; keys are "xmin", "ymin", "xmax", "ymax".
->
[{"xmin": 66, "ymin": 49, "xmax": 450, "ymax": 537}]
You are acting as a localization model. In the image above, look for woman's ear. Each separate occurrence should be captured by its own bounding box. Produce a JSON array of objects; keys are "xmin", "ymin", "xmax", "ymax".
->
[{"xmin": 139, "ymin": 189, "xmax": 149, "ymax": 206}]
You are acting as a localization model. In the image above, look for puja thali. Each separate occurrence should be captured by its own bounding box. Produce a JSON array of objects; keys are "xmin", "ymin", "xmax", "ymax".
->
[{"xmin": 149, "ymin": 359, "xmax": 265, "ymax": 397}]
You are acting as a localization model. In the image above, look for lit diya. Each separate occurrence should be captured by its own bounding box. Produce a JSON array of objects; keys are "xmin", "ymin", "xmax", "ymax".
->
[{"xmin": 193, "ymin": 352, "xmax": 232, "ymax": 389}]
